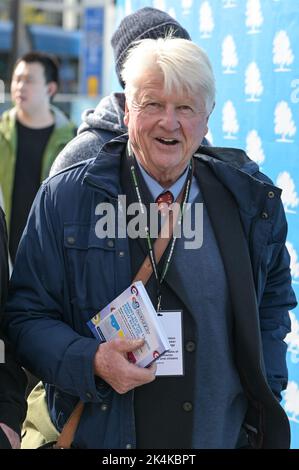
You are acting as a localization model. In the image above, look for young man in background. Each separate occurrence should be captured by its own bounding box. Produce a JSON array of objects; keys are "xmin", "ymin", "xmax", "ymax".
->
[{"xmin": 0, "ymin": 51, "xmax": 75, "ymax": 262}]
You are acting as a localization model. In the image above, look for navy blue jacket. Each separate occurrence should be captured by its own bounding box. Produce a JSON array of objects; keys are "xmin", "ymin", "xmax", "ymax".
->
[{"xmin": 3, "ymin": 136, "xmax": 296, "ymax": 448}]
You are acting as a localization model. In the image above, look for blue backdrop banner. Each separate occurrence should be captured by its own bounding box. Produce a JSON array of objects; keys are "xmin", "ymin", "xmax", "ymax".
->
[{"xmin": 113, "ymin": 0, "xmax": 299, "ymax": 448}]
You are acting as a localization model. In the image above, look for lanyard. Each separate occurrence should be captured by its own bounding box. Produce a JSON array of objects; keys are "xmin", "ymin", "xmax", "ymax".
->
[{"xmin": 127, "ymin": 143, "xmax": 193, "ymax": 311}]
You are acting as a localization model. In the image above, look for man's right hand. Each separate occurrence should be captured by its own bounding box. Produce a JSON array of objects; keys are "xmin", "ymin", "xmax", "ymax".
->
[{"xmin": 93, "ymin": 338, "xmax": 156, "ymax": 394}]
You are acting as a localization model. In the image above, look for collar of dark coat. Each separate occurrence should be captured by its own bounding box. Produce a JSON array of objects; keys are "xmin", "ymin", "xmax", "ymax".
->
[{"xmin": 84, "ymin": 137, "xmax": 281, "ymax": 217}]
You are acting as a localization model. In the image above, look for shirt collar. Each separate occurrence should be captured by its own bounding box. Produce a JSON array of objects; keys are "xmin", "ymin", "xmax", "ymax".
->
[{"xmin": 136, "ymin": 159, "xmax": 189, "ymax": 202}]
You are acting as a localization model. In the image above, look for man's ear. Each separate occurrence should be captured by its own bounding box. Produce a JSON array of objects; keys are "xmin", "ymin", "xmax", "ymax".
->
[
  {"xmin": 47, "ymin": 81, "xmax": 58, "ymax": 98},
  {"xmin": 124, "ymin": 100, "xmax": 129, "ymax": 127}
]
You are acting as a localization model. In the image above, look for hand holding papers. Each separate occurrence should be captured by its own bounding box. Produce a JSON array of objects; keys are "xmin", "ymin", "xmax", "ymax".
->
[{"xmin": 88, "ymin": 281, "xmax": 170, "ymax": 368}]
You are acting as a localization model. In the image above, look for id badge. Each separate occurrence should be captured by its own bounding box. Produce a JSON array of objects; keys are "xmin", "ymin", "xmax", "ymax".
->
[{"xmin": 155, "ymin": 310, "xmax": 184, "ymax": 377}]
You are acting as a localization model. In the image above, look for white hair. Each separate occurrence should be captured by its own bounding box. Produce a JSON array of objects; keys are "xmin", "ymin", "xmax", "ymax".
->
[{"xmin": 121, "ymin": 37, "xmax": 215, "ymax": 114}]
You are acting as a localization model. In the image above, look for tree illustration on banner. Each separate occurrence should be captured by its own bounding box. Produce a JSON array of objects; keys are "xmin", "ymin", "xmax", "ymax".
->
[
  {"xmin": 274, "ymin": 101, "xmax": 296, "ymax": 142},
  {"xmin": 273, "ymin": 30, "xmax": 294, "ymax": 72},
  {"xmin": 246, "ymin": 0, "xmax": 263, "ymax": 34},
  {"xmin": 246, "ymin": 130, "xmax": 265, "ymax": 165},
  {"xmin": 222, "ymin": 35, "xmax": 238, "ymax": 73},
  {"xmin": 245, "ymin": 62, "xmax": 263, "ymax": 101},
  {"xmin": 276, "ymin": 171, "xmax": 299, "ymax": 214},
  {"xmin": 283, "ymin": 382, "xmax": 299, "ymax": 423},
  {"xmin": 182, "ymin": 0, "xmax": 193, "ymax": 15},
  {"xmin": 286, "ymin": 241, "xmax": 299, "ymax": 284},
  {"xmin": 199, "ymin": 1, "xmax": 214, "ymax": 39},
  {"xmin": 222, "ymin": 0, "xmax": 237, "ymax": 8},
  {"xmin": 222, "ymin": 101, "xmax": 239, "ymax": 139}
]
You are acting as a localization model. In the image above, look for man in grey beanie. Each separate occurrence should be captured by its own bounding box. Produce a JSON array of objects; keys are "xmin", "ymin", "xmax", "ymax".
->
[
  {"xmin": 50, "ymin": 7, "xmax": 205, "ymax": 176},
  {"xmin": 111, "ymin": 7, "xmax": 190, "ymax": 88}
]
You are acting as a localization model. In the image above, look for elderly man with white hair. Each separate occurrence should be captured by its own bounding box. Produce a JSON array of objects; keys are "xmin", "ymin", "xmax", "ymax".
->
[{"xmin": 3, "ymin": 37, "xmax": 296, "ymax": 449}]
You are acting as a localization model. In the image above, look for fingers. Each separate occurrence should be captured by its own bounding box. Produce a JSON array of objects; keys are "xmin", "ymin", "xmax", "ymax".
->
[
  {"xmin": 115, "ymin": 337, "xmax": 145, "ymax": 353},
  {"xmin": 148, "ymin": 362, "xmax": 157, "ymax": 375},
  {"xmin": 93, "ymin": 338, "xmax": 156, "ymax": 394}
]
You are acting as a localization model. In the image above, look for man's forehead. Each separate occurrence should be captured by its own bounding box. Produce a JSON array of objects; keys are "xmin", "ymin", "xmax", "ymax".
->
[
  {"xmin": 13, "ymin": 61, "xmax": 44, "ymax": 77},
  {"xmin": 137, "ymin": 85, "xmax": 196, "ymax": 104}
]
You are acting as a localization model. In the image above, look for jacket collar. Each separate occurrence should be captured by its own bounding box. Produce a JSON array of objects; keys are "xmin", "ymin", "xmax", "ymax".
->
[
  {"xmin": 83, "ymin": 134, "xmax": 128, "ymax": 199},
  {"xmin": 83, "ymin": 136, "xmax": 282, "ymax": 217}
]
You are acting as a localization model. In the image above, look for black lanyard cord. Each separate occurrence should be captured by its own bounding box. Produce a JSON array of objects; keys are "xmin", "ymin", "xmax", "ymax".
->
[{"xmin": 127, "ymin": 143, "xmax": 193, "ymax": 310}]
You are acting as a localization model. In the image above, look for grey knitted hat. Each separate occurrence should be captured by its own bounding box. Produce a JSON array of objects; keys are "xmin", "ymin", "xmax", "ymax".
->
[{"xmin": 111, "ymin": 7, "xmax": 191, "ymax": 88}]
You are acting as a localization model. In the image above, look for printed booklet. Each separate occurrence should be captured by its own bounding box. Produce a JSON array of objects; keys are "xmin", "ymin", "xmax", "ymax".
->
[{"xmin": 87, "ymin": 281, "xmax": 170, "ymax": 368}]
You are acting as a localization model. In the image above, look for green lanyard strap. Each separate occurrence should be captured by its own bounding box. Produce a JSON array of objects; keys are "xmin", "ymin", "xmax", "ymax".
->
[{"xmin": 127, "ymin": 143, "xmax": 193, "ymax": 311}]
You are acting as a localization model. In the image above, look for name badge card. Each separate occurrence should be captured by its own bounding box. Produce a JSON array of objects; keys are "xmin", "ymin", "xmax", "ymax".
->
[{"xmin": 155, "ymin": 310, "xmax": 184, "ymax": 376}]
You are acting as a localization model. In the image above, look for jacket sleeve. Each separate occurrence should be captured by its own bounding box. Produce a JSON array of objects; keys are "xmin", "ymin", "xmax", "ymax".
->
[
  {"xmin": 2, "ymin": 185, "xmax": 103, "ymax": 404},
  {"xmin": 0, "ymin": 208, "xmax": 27, "ymax": 437},
  {"xmin": 258, "ymin": 195, "xmax": 297, "ymax": 401},
  {"xmin": 49, "ymin": 130, "xmax": 104, "ymax": 176}
]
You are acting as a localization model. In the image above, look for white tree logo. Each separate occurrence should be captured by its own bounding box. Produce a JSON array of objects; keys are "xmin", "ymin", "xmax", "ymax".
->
[
  {"xmin": 283, "ymin": 381, "xmax": 299, "ymax": 423},
  {"xmin": 286, "ymin": 241, "xmax": 299, "ymax": 283},
  {"xmin": 276, "ymin": 172, "xmax": 299, "ymax": 214},
  {"xmin": 199, "ymin": 1, "xmax": 214, "ymax": 38},
  {"xmin": 223, "ymin": 0, "xmax": 237, "ymax": 8},
  {"xmin": 222, "ymin": 101, "xmax": 239, "ymax": 139},
  {"xmin": 222, "ymin": 35, "xmax": 238, "ymax": 74},
  {"xmin": 245, "ymin": 62, "xmax": 263, "ymax": 101},
  {"xmin": 182, "ymin": 0, "xmax": 193, "ymax": 15},
  {"xmin": 274, "ymin": 101, "xmax": 296, "ymax": 142},
  {"xmin": 167, "ymin": 7, "xmax": 176, "ymax": 19},
  {"xmin": 246, "ymin": 130, "xmax": 265, "ymax": 165},
  {"xmin": 246, "ymin": 0, "xmax": 263, "ymax": 34},
  {"xmin": 273, "ymin": 31, "xmax": 294, "ymax": 72}
]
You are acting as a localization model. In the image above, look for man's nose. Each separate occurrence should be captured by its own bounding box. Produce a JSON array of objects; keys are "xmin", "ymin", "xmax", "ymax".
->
[{"xmin": 159, "ymin": 105, "xmax": 180, "ymax": 131}]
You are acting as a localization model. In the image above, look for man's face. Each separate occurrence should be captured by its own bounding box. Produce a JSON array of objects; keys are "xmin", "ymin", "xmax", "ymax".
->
[
  {"xmin": 124, "ymin": 71, "xmax": 209, "ymax": 186},
  {"xmin": 11, "ymin": 61, "xmax": 52, "ymax": 114}
]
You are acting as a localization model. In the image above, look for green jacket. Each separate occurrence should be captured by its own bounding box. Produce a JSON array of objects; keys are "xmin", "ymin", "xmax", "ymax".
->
[{"xmin": 0, "ymin": 106, "xmax": 75, "ymax": 228}]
